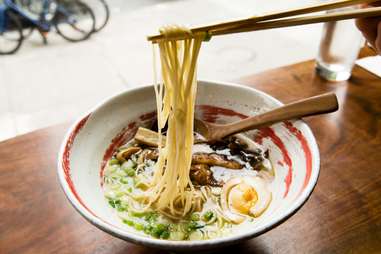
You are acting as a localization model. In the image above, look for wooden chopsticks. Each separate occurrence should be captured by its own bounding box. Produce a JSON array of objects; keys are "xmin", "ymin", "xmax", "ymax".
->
[
  {"xmin": 211, "ymin": 6, "xmax": 381, "ymax": 37},
  {"xmin": 147, "ymin": 0, "xmax": 381, "ymax": 42}
]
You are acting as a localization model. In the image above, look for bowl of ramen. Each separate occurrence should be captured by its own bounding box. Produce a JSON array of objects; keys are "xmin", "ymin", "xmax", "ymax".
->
[{"xmin": 57, "ymin": 80, "xmax": 320, "ymax": 251}]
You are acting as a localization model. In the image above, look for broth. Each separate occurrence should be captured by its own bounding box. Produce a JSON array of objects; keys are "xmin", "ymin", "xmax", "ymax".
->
[{"xmin": 103, "ymin": 130, "xmax": 274, "ymax": 240}]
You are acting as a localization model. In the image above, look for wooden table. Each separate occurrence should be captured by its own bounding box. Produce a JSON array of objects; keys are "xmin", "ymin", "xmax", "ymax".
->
[{"xmin": 1, "ymin": 61, "xmax": 380, "ymax": 254}]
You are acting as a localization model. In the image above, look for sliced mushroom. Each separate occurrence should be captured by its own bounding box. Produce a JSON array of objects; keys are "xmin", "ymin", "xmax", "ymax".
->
[
  {"xmin": 190, "ymin": 164, "xmax": 222, "ymax": 187},
  {"xmin": 144, "ymin": 149, "xmax": 159, "ymax": 161},
  {"xmin": 134, "ymin": 127, "xmax": 165, "ymax": 147},
  {"xmin": 192, "ymin": 153, "xmax": 243, "ymax": 169},
  {"xmin": 116, "ymin": 147, "xmax": 141, "ymax": 162},
  {"xmin": 137, "ymin": 149, "xmax": 149, "ymax": 165},
  {"xmin": 139, "ymin": 150, "xmax": 243, "ymax": 170},
  {"xmin": 234, "ymin": 134, "xmax": 263, "ymax": 153}
]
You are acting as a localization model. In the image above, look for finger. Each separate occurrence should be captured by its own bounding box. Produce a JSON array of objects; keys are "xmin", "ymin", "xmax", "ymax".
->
[
  {"xmin": 368, "ymin": 0, "xmax": 381, "ymax": 7},
  {"xmin": 362, "ymin": 1, "xmax": 381, "ymax": 7},
  {"xmin": 375, "ymin": 21, "xmax": 381, "ymax": 54},
  {"xmin": 356, "ymin": 17, "xmax": 379, "ymax": 47},
  {"xmin": 356, "ymin": 1, "xmax": 381, "ymax": 47}
]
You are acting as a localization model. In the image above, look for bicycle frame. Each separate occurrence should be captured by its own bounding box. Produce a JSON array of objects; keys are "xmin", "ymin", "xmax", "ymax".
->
[
  {"xmin": 0, "ymin": 0, "xmax": 94, "ymax": 54},
  {"xmin": 3, "ymin": 0, "xmax": 80, "ymax": 32},
  {"xmin": 0, "ymin": 5, "xmax": 7, "ymax": 33},
  {"xmin": 4, "ymin": 0, "xmax": 51, "ymax": 31},
  {"xmin": 55, "ymin": 2, "xmax": 79, "ymax": 26}
]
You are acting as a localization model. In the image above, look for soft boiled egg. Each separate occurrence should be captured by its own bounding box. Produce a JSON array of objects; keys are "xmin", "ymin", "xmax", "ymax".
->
[
  {"xmin": 221, "ymin": 176, "xmax": 272, "ymax": 223},
  {"xmin": 229, "ymin": 182, "xmax": 258, "ymax": 215}
]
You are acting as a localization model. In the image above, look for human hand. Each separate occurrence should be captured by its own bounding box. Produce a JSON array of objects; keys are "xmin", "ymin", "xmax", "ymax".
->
[{"xmin": 356, "ymin": 2, "xmax": 381, "ymax": 54}]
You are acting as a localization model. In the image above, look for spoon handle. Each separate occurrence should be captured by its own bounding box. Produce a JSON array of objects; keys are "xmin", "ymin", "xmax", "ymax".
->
[{"xmin": 219, "ymin": 92, "xmax": 338, "ymax": 138}]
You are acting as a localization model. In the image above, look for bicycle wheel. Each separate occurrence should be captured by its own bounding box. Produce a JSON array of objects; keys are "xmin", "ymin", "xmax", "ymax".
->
[
  {"xmin": 83, "ymin": 0, "xmax": 109, "ymax": 32},
  {"xmin": 15, "ymin": 0, "xmax": 39, "ymax": 16},
  {"xmin": 0, "ymin": 11, "xmax": 23, "ymax": 55},
  {"xmin": 22, "ymin": 25, "xmax": 34, "ymax": 38},
  {"xmin": 54, "ymin": 0, "xmax": 95, "ymax": 42}
]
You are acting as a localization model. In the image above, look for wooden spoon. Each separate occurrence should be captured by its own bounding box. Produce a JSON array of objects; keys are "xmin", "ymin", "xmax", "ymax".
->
[{"xmin": 194, "ymin": 92, "xmax": 338, "ymax": 142}]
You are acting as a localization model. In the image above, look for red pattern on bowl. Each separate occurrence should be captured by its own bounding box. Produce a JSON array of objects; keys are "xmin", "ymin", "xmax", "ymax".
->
[{"xmin": 57, "ymin": 81, "xmax": 319, "ymax": 251}]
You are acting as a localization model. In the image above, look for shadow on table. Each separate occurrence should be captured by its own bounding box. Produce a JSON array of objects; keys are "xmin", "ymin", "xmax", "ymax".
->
[
  {"xmin": 206, "ymin": 240, "xmax": 270, "ymax": 254},
  {"xmin": 108, "ymin": 239, "xmax": 270, "ymax": 254}
]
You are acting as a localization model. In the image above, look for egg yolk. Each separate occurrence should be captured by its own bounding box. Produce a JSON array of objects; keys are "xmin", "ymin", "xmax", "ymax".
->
[{"xmin": 229, "ymin": 183, "xmax": 258, "ymax": 215}]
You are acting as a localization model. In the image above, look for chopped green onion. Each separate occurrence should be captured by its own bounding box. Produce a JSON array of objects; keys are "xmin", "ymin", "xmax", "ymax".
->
[
  {"xmin": 108, "ymin": 199, "xmax": 128, "ymax": 212},
  {"xmin": 134, "ymin": 223, "xmax": 144, "ymax": 231},
  {"xmin": 109, "ymin": 158, "xmax": 120, "ymax": 165},
  {"xmin": 117, "ymin": 206, "xmax": 126, "ymax": 212},
  {"xmin": 144, "ymin": 212, "xmax": 158, "ymax": 223},
  {"xmin": 202, "ymin": 211, "xmax": 214, "ymax": 221},
  {"xmin": 104, "ymin": 190, "xmax": 116, "ymax": 199},
  {"xmin": 189, "ymin": 230, "xmax": 204, "ymax": 240},
  {"xmin": 129, "ymin": 210, "xmax": 146, "ymax": 218},
  {"xmin": 116, "ymin": 169, "xmax": 127, "ymax": 177},
  {"xmin": 156, "ymin": 223, "xmax": 168, "ymax": 232},
  {"xmin": 108, "ymin": 200, "xmax": 116, "ymax": 208},
  {"xmin": 123, "ymin": 219, "xmax": 134, "ymax": 226},
  {"xmin": 151, "ymin": 223, "xmax": 169, "ymax": 238},
  {"xmin": 144, "ymin": 225, "xmax": 153, "ymax": 234},
  {"xmin": 190, "ymin": 213, "xmax": 200, "ymax": 221},
  {"xmin": 120, "ymin": 178, "xmax": 129, "ymax": 184},
  {"xmin": 160, "ymin": 230, "xmax": 170, "ymax": 239},
  {"xmin": 121, "ymin": 160, "xmax": 136, "ymax": 171},
  {"xmin": 186, "ymin": 221, "xmax": 204, "ymax": 232},
  {"xmin": 106, "ymin": 164, "xmax": 120, "ymax": 174},
  {"xmin": 169, "ymin": 231, "xmax": 185, "ymax": 241},
  {"xmin": 203, "ymin": 31, "xmax": 212, "ymax": 42},
  {"xmin": 151, "ymin": 228, "xmax": 161, "ymax": 238},
  {"xmin": 126, "ymin": 168, "xmax": 135, "ymax": 177}
]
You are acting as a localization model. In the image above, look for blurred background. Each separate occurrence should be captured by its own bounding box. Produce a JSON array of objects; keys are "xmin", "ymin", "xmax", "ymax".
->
[{"xmin": 0, "ymin": 0, "xmax": 323, "ymax": 141}]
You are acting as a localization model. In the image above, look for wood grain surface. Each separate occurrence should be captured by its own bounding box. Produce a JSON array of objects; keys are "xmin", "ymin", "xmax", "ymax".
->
[{"xmin": 0, "ymin": 61, "xmax": 380, "ymax": 254}]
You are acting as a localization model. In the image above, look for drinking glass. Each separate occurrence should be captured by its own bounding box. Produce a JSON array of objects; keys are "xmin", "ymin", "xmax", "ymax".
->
[{"xmin": 316, "ymin": 8, "xmax": 365, "ymax": 81}]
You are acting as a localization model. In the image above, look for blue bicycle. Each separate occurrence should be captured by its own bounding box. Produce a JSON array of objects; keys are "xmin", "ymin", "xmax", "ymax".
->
[{"xmin": 0, "ymin": 0, "xmax": 95, "ymax": 54}]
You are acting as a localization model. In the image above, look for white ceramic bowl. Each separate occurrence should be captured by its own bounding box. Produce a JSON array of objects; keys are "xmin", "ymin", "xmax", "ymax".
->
[{"xmin": 57, "ymin": 80, "xmax": 320, "ymax": 251}]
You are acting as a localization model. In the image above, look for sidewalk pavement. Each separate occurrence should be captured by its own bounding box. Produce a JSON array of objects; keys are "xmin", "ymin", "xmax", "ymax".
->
[{"xmin": 0, "ymin": 0, "xmax": 321, "ymax": 141}]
